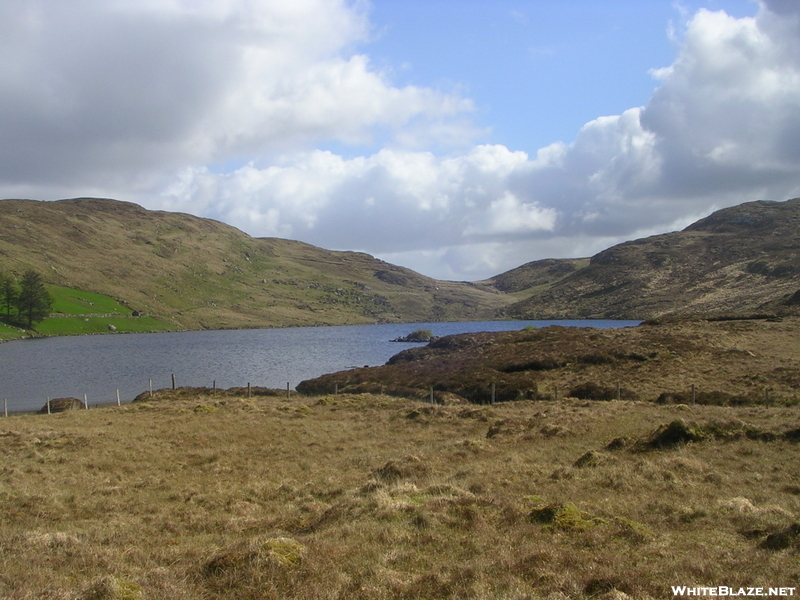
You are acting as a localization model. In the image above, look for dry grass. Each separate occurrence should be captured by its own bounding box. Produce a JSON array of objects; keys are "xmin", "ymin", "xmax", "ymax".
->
[
  {"xmin": 1, "ymin": 390, "xmax": 799, "ymax": 599},
  {"xmin": 298, "ymin": 317, "xmax": 800, "ymax": 408}
]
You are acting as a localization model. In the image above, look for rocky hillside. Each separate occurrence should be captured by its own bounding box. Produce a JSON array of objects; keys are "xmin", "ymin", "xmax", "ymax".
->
[
  {"xmin": 0, "ymin": 198, "xmax": 511, "ymax": 330},
  {"xmin": 498, "ymin": 198, "xmax": 800, "ymax": 319}
]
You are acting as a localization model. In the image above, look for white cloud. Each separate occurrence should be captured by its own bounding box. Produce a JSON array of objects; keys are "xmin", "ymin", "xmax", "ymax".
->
[
  {"xmin": 155, "ymin": 0, "xmax": 800, "ymax": 279},
  {"xmin": 464, "ymin": 192, "xmax": 556, "ymax": 236},
  {"xmin": 0, "ymin": 0, "xmax": 475, "ymax": 193},
  {"xmin": 3, "ymin": 1, "xmax": 800, "ymax": 281}
]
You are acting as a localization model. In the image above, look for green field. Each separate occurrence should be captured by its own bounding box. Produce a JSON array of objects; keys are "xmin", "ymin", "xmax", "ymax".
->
[
  {"xmin": 48, "ymin": 285, "xmax": 134, "ymax": 316},
  {"xmin": 36, "ymin": 315, "xmax": 174, "ymax": 336},
  {"xmin": 0, "ymin": 285, "xmax": 174, "ymax": 341},
  {"xmin": 0, "ymin": 321, "xmax": 25, "ymax": 341}
]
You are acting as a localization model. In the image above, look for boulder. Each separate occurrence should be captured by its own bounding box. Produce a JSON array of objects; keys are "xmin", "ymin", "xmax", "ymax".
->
[{"xmin": 39, "ymin": 397, "xmax": 86, "ymax": 414}]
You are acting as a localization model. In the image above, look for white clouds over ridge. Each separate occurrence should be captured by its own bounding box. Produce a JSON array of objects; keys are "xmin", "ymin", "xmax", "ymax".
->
[{"xmin": 2, "ymin": 0, "xmax": 800, "ymax": 279}]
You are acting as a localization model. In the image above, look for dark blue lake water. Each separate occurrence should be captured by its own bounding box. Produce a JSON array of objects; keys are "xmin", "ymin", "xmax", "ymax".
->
[{"xmin": 0, "ymin": 320, "xmax": 640, "ymax": 413}]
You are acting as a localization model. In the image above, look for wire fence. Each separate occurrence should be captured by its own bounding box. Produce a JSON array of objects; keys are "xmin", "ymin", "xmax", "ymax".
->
[
  {"xmin": 1, "ymin": 374, "xmax": 297, "ymax": 416},
  {"xmin": 1, "ymin": 372, "xmax": 790, "ymax": 416}
]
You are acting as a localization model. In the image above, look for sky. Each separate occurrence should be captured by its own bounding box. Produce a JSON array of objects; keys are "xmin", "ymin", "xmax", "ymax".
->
[{"xmin": 2, "ymin": 0, "xmax": 800, "ymax": 281}]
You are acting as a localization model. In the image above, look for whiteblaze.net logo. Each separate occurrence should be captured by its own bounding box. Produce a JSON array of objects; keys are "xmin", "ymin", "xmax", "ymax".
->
[{"xmin": 672, "ymin": 587, "xmax": 796, "ymax": 597}]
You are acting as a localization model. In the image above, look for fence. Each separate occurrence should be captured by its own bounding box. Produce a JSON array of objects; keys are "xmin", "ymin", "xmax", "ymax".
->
[
  {"xmin": 0, "ymin": 373, "xmax": 786, "ymax": 415},
  {"xmin": 1, "ymin": 374, "xmax": 297, "ymax": 416},
  {"xmin": 320, "ymin": 379, "xmax": 785, "ymax": 408}
]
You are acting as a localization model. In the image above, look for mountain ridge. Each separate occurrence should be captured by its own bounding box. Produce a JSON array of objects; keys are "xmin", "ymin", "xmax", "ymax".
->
[
  {"xmin": 1, "ymin": 196, "xmax": 798, "ymax": 330},
  {"xmin": 0, "ymin": 197, "xmax": 512, "ymax": 330},
  {"xmin": 496, "ymin": 198, "xmax": 800, "ymax": 319}
]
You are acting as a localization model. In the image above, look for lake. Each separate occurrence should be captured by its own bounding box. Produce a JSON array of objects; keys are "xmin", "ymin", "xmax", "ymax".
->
[{"xmin": 0, "ymin": 320, "xmax": 640, "ymax": 413}]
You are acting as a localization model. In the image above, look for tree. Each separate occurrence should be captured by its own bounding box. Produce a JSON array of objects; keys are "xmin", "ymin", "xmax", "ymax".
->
[
  {"xmin": 0, "ymin": 273, "xmax": 17, "ymax": 318},
  {"xmin": 15, "ymin": 270, "xmax": 53, "ymax": 329}
]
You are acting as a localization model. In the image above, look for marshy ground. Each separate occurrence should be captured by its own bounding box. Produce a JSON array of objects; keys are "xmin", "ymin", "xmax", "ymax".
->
[{"xmin": 0, "ymin": 387, "xmax": 798, "ymax": 599}]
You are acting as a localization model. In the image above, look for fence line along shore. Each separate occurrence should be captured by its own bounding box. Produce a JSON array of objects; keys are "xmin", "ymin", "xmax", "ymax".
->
[{"xmin": 1, "ymin": 374, "xmax": 784, "ymax": 417}]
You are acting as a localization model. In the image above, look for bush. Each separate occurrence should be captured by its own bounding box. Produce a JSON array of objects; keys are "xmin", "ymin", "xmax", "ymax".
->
[
  {"xmin": 570, "ymin": 382, "xmax": 634, "ymax": 401},
  {"xmin": 644, "ymin": 420, "xmax": 704, "ymax": 449}
]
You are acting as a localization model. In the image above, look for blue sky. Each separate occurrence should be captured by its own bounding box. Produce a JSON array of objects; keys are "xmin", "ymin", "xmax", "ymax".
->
[
  {"xmin": 369, "ymin": 0, "xmax": 682, "ymax": 153},
  {"xmin": 344, "ymin": 0, "xmax": 758, "ymax": 155},
  {"xmin": 1, "ymin": 0, "xmax": 799, "ymax": 280}
]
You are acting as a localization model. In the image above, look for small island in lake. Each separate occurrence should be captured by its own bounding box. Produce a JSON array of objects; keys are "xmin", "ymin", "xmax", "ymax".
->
[{"xmin": 391, "ymin": 328, "xmax": 438, "ymax": 343}]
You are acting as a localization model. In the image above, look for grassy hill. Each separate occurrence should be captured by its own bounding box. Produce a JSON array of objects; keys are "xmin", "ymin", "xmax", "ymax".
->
[
  {"xmin": 0, "ymin": 198, "xmax": 513, "ymax": 333},
  {"xmin": 2, "ymin": 196, "xmax": 799, "ymax": 335},
  {"xmin": 497, "ymin": 198, "xmax": 800, "ymax": 319}
]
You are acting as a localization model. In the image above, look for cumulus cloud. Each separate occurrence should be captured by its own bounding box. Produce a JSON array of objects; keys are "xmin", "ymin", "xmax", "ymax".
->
[
  {"xmin": 3, "ymin": 1, "xmax": 800, "ymax": 280},
  {"xmin": 0, "ymin": 0, "xmax": 474, "ymax": 193},
  {"xmin": 161, "ymin": 145, "xmax": 548, "ymax": 253}
]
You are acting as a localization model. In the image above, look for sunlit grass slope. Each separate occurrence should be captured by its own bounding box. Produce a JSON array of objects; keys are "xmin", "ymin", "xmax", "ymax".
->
[
  {"xmin": 0, "ymin": 285, "xmax": 173, "ymax": 340},
  {"xmin": 0, "ymin": 389, "xmax": 798, "ymax": 599},
  {"xmin": 0, "ymin": 198, "xmax": 513, "ymax": 332},
  {"xmin": 37, "ymin": 285, "xmax": 174, "ymax": 336}
]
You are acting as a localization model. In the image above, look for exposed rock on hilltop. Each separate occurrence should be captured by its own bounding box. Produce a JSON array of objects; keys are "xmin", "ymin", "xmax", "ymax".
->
[
  {"xmin": 297, "ymin": 316, "xmax": 800, "ymax": 405},
  {"xmin": 499, "ymin": 198, "xmax": 800, "ymax": 320}
]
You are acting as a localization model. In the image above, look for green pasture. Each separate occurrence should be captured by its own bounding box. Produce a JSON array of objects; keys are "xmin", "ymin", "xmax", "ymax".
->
[
  {"xmin": 48, "ymin": 285, "xmax": 132, "ymax": 316},
  {"xmin": 36, "ymin": 315, "xmax": 173, "ymax": 336},
  {"xmin": 0, "ymin": 322, "xmax": 26, "ymax": 341},
  {"xmin": 0, "ymin": 285, "xmax": 174, "ymax": 338}
]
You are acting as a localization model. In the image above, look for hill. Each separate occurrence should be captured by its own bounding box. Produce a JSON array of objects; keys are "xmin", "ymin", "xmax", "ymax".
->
[
  {"xmin": 297, "ymin": 315, "xmax": 800, "ymax": 406},
  {"xmin": 0, "ymin": 198, "xmax": 512, "ymax": 331},
  {"xmin": 495, "ymin": 198, "xmax": 800, "ymax": 319},
  {"xmin": 2, "ymin": 196, "xmax": 799, "ymax": 332}
]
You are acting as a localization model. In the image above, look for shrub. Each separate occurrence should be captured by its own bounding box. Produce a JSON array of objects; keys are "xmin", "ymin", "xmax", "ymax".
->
[
  {"xmin": 570, "ymin": 382, "xmax": 634, "ymax": 401},
  {"xmin": 644, "ymin": 420, "xmax": 704, "ymax": 449},
  {"xmin": 530, "ymin": 502, "xmax": 600, "ymax": 531},
  {"xmin": 501, "ymin": 359, "xmax": 564, "ymax": 373}
]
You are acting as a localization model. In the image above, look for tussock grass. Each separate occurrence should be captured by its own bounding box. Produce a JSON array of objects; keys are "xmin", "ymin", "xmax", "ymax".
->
[{"xmin": 0, "ymin": 391, "xmax": 798, "ymax": 599}]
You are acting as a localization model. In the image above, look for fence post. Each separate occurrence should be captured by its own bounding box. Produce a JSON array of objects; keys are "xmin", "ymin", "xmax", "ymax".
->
[
  {"xmin": 491, "ymin": 382, "xmax": 496, "ymax": 405},
  {"xmin": 247, "ymin": 383, "xmax": 251, "ymax": 398},
  {"xmin": 213, "ymin": 380, "xmax": 216, "ymax": 397},
  {"xmin": 691, "ymin": 384, "xmax": 696, "ymax": 406},
  {"xmin": 554, "ymin": 385, "xmax": 559, "ymax": 401},
  {"xmin": 430, "ymin": 386, "xmax": 435, "ymax": 405},
  {"xmin": 765, "ymin": 388, "xmax": 770, "ymax": 407},
  {"xmin": 3, "ymin": 398, "xmax": 7, "ymax": 418},
  {"xmin": 286, "ymin": 382, "xmax": 290, "ymax": 400},
  {"xmin": 84, "ymin": 394, "xmax": 88, "ymax": 410},
  {"xmin": 334, "ymin": 383, "xmax": 338, "ymax": 395},
  {"xmin": 46, "ymin": 397, "xmax": 51, "ymax": 415},
  {"xmin": 172, "ymin": 374, "xmax": 176, "ymax": 390},
  {"xmin": 149, "ymin": 379, "xmax": 153, "ymax": 398},
  {"xmin": 116, "ymin": 389, "xmax": 121, "ymax": 407}
]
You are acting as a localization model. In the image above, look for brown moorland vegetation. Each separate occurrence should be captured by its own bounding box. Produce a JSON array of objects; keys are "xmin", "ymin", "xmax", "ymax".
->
[
  {"xmin": 1, "ymin": 386, "xmax": 799, "ymax": 599},
  {"xmin": 500, "ymin": 198, "xmax": 800, "ymax": 319},
  {"xmin": 297, "ymin": 315, "xmax": 800, "ymax": 407}
]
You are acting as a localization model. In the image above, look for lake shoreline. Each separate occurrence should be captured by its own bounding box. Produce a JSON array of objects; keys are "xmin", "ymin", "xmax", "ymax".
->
[{"xmin": 0, "ymin": 319, "xmax": 642, "ymax": 413}]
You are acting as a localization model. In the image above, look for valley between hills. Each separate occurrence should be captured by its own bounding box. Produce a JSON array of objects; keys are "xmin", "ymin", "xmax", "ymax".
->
[
  {"xmin": 0, "ymin": 196, "xmax": 799, "ymax": 340},
  {"xmin": 1, "ymin": 198, "xmax": 799, "ymax": 599}
]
